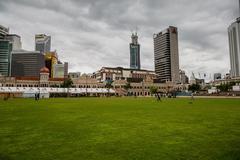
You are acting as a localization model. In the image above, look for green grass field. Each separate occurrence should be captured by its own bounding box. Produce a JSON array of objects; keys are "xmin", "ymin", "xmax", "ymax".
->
[{"xmin": 0, "ymin": 97, "xmax": 240, "ymax": 160}]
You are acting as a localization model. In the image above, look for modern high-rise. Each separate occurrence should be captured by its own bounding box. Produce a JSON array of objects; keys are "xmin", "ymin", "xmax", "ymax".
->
[
  {"xmin": 11, "ymin": 50, "xmax": 45, "ymax": 77},
  {"xmin": 0, "ymin": 25, "xmax": 12, "ymax": 76},
  {"xmin": 5, "ymin": 34, "xmax": 22, "ymax": 51},
  {"xmin": 153, "ymin": 26, "xmax": 180, "ymax": 83},
  {"xmin": 179, "ymin": 70, "xmax": 189, "ymax": 84},
  {"xmin": 53, "ymin": 64, "xmax": 64, "ymax": 78},
  {"xmin": 130, "ymin": 32, "xmax": 140, "ymax": 70},
  {"xmin": 228, "ymin": 17, "xmax": 240, "ymax": 77},
  {"xmin": 44, "ymin": 51, "xmax": 58, "ymax": 78},
  {"xmin": 35, "ymin": 34, "xmax": 51, "ymax": 54},
  {"xmin": 64, "ymin": 62, "xmax": 68, "ymax": 79},
  {"xmin": 0, "ymin": 25, "xmax": 9, "ymax": 39},
  {"xmin": 0, "ymin": 40, "xmax": 12, "ymax": 76}
]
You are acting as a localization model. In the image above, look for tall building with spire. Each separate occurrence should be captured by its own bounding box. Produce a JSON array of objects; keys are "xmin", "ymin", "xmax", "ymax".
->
[
  {"xmin": 129, "ymin": 32, "xmax": 140, "ymax": 70},
  {"xmin": 228, "ymin": 1, "xmax": 240, "ymax": 77}
]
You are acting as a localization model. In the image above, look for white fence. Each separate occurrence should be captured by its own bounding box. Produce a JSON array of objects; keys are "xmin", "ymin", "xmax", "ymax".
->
[
  {"xmin": 233, "ymin": 86, "xmax": 240, "ymax": 92},
  {"xmin": 0, "ymin": 87, "xmax": 115, "ymax": 94}
]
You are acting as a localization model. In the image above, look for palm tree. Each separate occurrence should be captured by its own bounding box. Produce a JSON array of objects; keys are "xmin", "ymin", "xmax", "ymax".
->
[
  {"xmin": 149, "ymin": 86, "xmax": 158, "ymax": 96},
  {"xmin": 123, "ymin": 82, "xmax": 132, "ymax": 96},
  {"xmin": 61, "ymin": 78, "xmax": 73, "ymax": 88},
  {"xmin": 105, "ymin": 80, "xmax": 113, "ymax": 97},
  {"xmin": 61, "ymin": 78, "xmax": 73, "ymax": 97}
]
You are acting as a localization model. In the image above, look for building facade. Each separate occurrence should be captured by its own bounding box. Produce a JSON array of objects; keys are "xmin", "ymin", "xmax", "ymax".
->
[
  {"xmin": 179, "ymin": 70, "xmax": 189, "ymax": 84},
  {"xmin": 64, "ymin": 62, "xmax": 68, "ymax": 79},
  {"xmin": 0, "ymin": 73, "xmax": 188, "ymax": 97},
  {"xmin": 94, "ymin": 67, "xmax": 156, "ymax": 83},
  {"xmin": 0, "ymin": 40, "xmax": 12, "ymax": 76},
  {"xmin": 113, "ymin": 80, "xmax": 188, "ymax": 97},
  {"xmin": 69, "ymin": 72, "xmax": 81, "ymax": 79},
  {"xmin": 35, "ymin": 34, "xmax": 51, "ymax": 54},
  {"xmin": 154, "ymin": 26, "xmax": 180, "ymax": 83},
  {"xmin": 130, "ymin": 32, "xmax": 141, "ymax": 70},
  {"xmin": 11, "ymin": 50, "xmax": 45, "ymax": 77},
  {"xmin": 5, "ymin": 34, "xmax": 22, "ymax": 51},
  {"xmin": 53, "ymin": 63, "xmax": 64, "ymax": 78},
  {"xmin": 228, "ymin": 17, "xmax": 240, "ymax": 77},
  {"xmin": 0, "ymin": 25, "xmax": 12, "ymax": 76},
  {"xmin": 0, "ymin": 25, "xmax": 9, "ymax": 39}
]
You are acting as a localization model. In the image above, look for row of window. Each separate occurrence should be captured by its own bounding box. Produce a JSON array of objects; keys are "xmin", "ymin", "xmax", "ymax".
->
[
  {"xmin": 114, "ymin": 85, "xmax": 172, "ymax": 90},
  {"xmin": 3, "ymin": 84, "xmax": 187, "ymax": 90}
]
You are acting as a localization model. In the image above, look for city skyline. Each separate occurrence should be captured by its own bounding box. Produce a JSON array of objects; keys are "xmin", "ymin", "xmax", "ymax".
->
[{"xmin": 0, "ymin": 0, "xmax": 238, "ymax": 78}]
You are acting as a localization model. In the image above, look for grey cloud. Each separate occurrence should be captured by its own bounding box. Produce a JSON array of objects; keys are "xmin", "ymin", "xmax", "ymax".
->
[{"xmin": 0, "ymin": 0, "xmax": 238, "ymax": 77}]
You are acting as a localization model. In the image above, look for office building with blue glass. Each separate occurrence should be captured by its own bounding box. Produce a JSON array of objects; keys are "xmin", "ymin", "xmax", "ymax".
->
[
  {"xmin": 0, "ymin": 25, "xmax": 12, "ymax": 76},
  {"xmin": 129, "ymin": 32, "xmax": 140, "ymax": 70}
]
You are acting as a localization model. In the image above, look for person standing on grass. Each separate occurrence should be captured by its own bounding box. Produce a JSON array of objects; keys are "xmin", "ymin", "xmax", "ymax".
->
[
  {"xmin": 191, "ymin": 92, "xmax": 194, "ymax": 101},
  {"xmin": 155, "ymin": 92, "xmax": 161, "ymax": 101},
  {"xmin": 157, "ymin": 93, "xmax": 161, "ymax": 101}
]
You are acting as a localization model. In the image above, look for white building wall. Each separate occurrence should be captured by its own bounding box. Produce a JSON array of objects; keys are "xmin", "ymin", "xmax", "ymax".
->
[{"xmin": 122, "ymin": 70, "xmax": 131, "ymax": 78}]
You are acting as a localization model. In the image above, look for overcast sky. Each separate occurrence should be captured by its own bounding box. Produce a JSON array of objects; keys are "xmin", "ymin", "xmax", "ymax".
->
[{"xmin": 0, "ymin": 0, "xmax": 238, "ymax": 78}]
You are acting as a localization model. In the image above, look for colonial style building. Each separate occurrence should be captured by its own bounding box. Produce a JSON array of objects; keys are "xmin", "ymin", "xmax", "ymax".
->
[
  {"xmin": 0, "ymin": 66, "xmax": 189, "ymax": 98},
  {"xmin": 93, "ymin": 67, "xmax": 156, "ymax": 83},
  {"xmin": 112, "ymin": 79, "xmax": 188, "ymax": 97},
  {"xmin": 0, "ymin": 67, "xmax": 63, "ymax": 88}
]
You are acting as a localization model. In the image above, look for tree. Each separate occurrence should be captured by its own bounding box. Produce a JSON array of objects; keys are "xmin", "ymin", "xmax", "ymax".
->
[
  {"xmin": 149, "ymin": 86, "xmax": 158, "ymax": 95},
  {"xmin": 123, "ymin": 82, "xmax": 132, "ymax": 96},
  {"xmin": 105, "ymin": 80, "xmax": 113, "ymax": 97},
  {"xmin": 188, "ymin": 84, "xmax": 201, "ymax": 92},
  {"xmin": 61, "ymin": 78, "xmax": 73, "ymax": 88},
  {"xmin": 217, "ymin": 83, "xmax": 231, "ymax": 92},
  {"xmin": 61, "ymin": 78, "xmax": 74, "ymax": 97}
]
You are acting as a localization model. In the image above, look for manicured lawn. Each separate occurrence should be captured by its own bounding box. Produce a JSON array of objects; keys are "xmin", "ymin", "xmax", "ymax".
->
[{"xmin": 0, "ymin": 97, "xmax": 240, "ymax": 160}]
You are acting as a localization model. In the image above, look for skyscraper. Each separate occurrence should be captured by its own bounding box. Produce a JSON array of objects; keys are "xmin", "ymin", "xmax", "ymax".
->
[
  {"xmin": 53, "ymin": 63, "xmax": 64, "ymax": 78},
  {"xmin": 64, "ymin": 62, "xmax": 68, "ymax": 79},
  {"xmin": 153, "ymin": 26, "xmax": 180, "ymax": 83},
  {"xmin": 0, "ymin": 25, "xmax": 9, "ymax": 39},
  {"xmin": 0, "ymin": 25, "xmax": 12, "ymax": 76},
  {"xmin": 11, "ymin": 50, "xmax": 45, "ymax": 77},
  {"xmin": 35, "ymin": 34, "xmax": 51, "ymax": 54},
  {"xmin": 130, "ymin": 32, "xmax": 140, "ymax": 70},
  {"xmin": 5, "ymin": 34, "xmax": 22, "ymax": 51},
  {"xmin": 228, "ymin": 17, "xmax": 240, "ymax": 77},
  {"xmin": 0, "ymin": 40, "xmax": 12, "ymax": 76}
]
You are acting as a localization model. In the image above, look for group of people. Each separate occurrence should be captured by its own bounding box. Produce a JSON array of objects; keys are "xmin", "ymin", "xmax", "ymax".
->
[
  {"xmin": 155, "ymin": 92, "xmax": 194, "ymax": 102},
  {"xmin": 35, "ymin": 93, "xmax": 40, "ymax": 100}
]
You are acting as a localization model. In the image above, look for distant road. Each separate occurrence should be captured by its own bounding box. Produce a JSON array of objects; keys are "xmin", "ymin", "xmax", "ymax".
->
[{"xmin": 178, "ymin": 96, "xmax": 240, "ymax": 99}]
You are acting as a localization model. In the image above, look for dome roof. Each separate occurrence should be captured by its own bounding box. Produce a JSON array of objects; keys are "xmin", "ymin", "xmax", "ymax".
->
[{"xmin": 40, "ymin": 67, "xmax": 49, "ymax": 73}]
